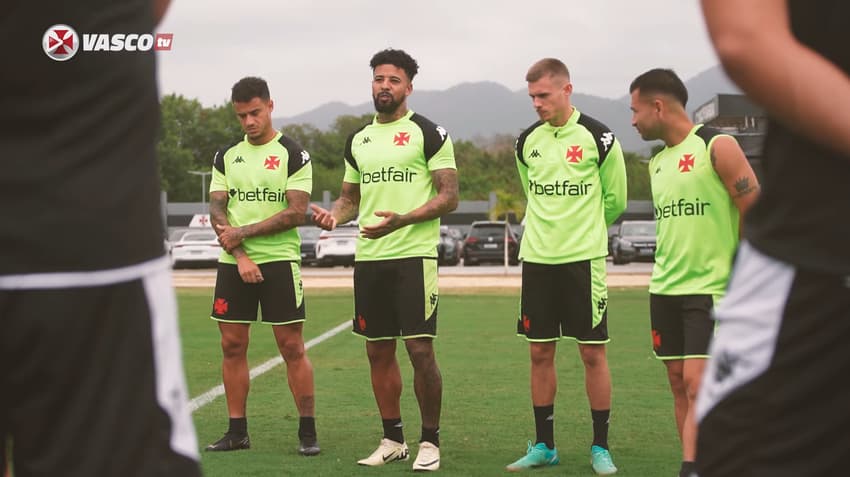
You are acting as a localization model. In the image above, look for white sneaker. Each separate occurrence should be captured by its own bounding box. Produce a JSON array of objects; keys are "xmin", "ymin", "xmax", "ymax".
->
[
  {"xmin": 412, "ymin": 441, "xmax": 440, "ymax": 471},
  {"xmin": 357, "ymin": 438, "xmax": 409, "ymax": 466}
]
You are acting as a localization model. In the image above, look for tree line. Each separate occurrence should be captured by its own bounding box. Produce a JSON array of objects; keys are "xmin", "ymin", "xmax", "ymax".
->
[{"xmin": 157, "ymin": 94, "xmax": 652, "ymax": 216}]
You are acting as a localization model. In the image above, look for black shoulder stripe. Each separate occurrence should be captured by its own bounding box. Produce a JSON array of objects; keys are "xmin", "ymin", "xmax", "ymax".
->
[
  {"xmin": 515, "ymin": 120, "xmax": 544, "ymax": 167},
  {"xmin": 344, "ymin": 122, "xmax": 371, "ymax": 172},
  {"xmin": 212, "ymin": 140, "xmax": 241, "ymax": 175},
  {"xmin": 576, "ymin": 113, "xmax": 617, "ymax": 166},
  {"xmin": 410, "ymin": 113, "xmax": 449, "ymax": 161},
  {"xmin": 278, "ymin": 134, "xmax": 310, "ymax": 177},
  {"xmin": 694, "ymin": 125, "xmax": 724, "ymax": 150}
]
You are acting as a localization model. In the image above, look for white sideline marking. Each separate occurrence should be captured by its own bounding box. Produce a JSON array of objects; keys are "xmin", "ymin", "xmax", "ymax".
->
[{"xmin": 188, "ymin": 320, "xmax": 351, "ymax": 412}]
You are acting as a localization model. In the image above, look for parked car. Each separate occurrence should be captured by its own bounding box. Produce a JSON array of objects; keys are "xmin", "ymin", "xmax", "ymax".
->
[
  {"xmin": 298, "ymin": 226, "xmax": 322, "ymax": 266},
  {"xmin": 438, "ymin": 225, "xmax": 462, "ymax": 266},
  {"xmin": 462, "ymin": 221, "xmax": 519, "ymax": 266},
  {"xmin": 610, "ymin": 220, "xmax": 656, "ymax": 265},
  {"xmin": 315, "ymin": 223, "xmax": 358, "ymax": 267},
  {"xmin": 170, "ymin": 230, "xmax": 221, "ymax": 268}
]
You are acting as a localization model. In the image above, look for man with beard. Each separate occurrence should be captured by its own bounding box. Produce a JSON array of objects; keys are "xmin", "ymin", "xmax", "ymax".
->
[{"xmin": 311, "ymin": 48, "xmax": 458, "ymax": 472}]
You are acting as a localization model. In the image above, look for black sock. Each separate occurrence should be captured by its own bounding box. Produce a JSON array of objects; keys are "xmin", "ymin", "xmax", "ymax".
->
[
  {"xmin": 533, "ymin": 405, "xmax": 555, "ymax": 449},
  {"xmin": 420, "ymin": 427, "xmax": 440, "ymax": 447},
  {"xmin": 382, "ymin": 418, "xmax": 404, "ymax": 444},
  {"xmin": 228, "ymin": 417, "xmax": 247, "ymax": 436},
  {"xmin": 591, "ymin": 409, "xmax": 610, "ymax": 449},
  {"xmin": 298, "ymin": 416, "xmax": 316, "ymax": 439},
  {"xmin": 680, "ymin": 461, "xmax": 696, "ymax": 477}
]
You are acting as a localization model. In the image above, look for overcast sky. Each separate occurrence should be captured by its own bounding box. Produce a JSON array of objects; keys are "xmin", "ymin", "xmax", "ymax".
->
[{"xmin": 156, "ymin": 1, "xmax": 719, "ymax": 116}]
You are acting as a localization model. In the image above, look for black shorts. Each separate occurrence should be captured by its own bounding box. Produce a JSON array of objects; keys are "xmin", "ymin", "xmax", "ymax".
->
[
  {"xmin": 649, "ymin": 293, "xmax": 715, "ymax": 360},
  {"xmin": 519, "ymin": 259, "xmax": 609, "ymax": 343},
  {"xmin": 211, "ymin": 260, "xmax": 305, "ymax": 325},
  {"xmin": 0, "ymin": 259, "xmax": 200, "ymax": 477},
  {"xmin": 353, "ymin": 257, "xmax": 439, "ymax": 340},
  {"xmin": 696, "ymin": 242, "xmax": 850, "ymax": 476}
]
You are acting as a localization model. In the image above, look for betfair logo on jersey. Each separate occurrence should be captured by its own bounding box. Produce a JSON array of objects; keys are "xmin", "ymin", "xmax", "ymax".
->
[
  {"xmin": 654, "ymin": 198, "xmax": 711, "ymax": 220},
  {"xmin": 528, "ymin": 179, "xmax": 592, "ymax": 196},
  {"xmin": 361, "ymin": 166, "xmax": 417, "ymax": 184},
  {"xmin": 228, "ymin": 187, "xmax": 286, "ymax": 202}
]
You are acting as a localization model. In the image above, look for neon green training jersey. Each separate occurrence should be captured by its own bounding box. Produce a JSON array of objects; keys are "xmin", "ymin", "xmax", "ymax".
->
[
  {"xmin": 210, "ymin": 131, "xmax": 312, "ymax": 265},
  {"xmin": 649, "ymin": 125, "xmax": 739, "ymax": 295},
  {"xmin": 515, "ymin": 108, "xmax": 628, "ymax": 264},
  {"xmin": 343, "ymin": 110, "xmax": 456, "ymax": 261}
]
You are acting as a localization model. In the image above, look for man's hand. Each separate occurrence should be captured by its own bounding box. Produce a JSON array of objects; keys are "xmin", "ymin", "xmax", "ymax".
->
[
  {"xmin": 236, "ymin": 255, "xmax": 263, "ymax": 284},
  {"xmin": 215, "ymin": 224, "xmax": 246, "ymax": 253},
  {"xmin": 360, "ymin": 211, "xmax": 405, "ymax": 239},
  {"xmin": 310, "ymin": 204, "xmax": 338, "ymax": 231}
]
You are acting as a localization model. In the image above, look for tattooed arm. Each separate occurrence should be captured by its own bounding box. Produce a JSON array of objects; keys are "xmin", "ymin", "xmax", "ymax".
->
[
  {"xmin": 216, "ymin": 190, "xmax": 308, "ymax": 251},
  {"xmin": 210, "ymin": 190, "xmax": 263, "ymax": 283},
  {"xmin": 710, "ymin": 136, "xmax": 760, "ymax": 234},
  {"xmin": 360, "ymin": 168, "xmax": 459, "ymax": 240},
  {"xmin": 310, "ymin": 181, "xmax": 361, "ymax": 231}
]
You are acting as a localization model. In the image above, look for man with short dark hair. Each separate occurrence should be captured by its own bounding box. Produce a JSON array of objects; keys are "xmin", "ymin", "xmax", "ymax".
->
[
  {"xmin": 311, "ymin": 48, "xmax": 458, "ymax": 472},
  {"xmin": 205, "ymin": 76, "xmax": 320, "ymax": 457},
  {"xmin": 629, "ymin": 68, "xmax": 759, "ymax": 477},
  {"xmin": 507, "ymin": 58, "xmax": 626, "ymax": 475},
  {"xmin": 697, "ymin": 1, "xmax": 850, "ymax": 475}
]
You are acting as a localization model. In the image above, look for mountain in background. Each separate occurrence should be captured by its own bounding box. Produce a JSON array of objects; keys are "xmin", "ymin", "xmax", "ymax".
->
[{"xmin": 274, "ymin": 65, "xmax": 740, "ymax": 153}]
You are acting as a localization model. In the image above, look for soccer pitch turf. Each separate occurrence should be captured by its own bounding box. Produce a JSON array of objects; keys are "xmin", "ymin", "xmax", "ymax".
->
[{"xmin": 178, "ymin": 287, "xmax": 680, "ymax": 476}]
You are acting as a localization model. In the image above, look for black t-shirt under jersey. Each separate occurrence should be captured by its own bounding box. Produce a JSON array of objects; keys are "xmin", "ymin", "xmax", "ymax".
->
[
  {"xmin": 745, "ymin": 0, "xmax": 850, "ymax": 274},
  {"xmin": 0, "ymin": 0, "xmax": 164, "ymax": 275}
]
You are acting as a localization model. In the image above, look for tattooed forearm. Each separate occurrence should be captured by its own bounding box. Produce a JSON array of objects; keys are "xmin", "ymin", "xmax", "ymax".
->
[{"xmin": 209, "ymin": 192, "xmax": 230, "ymax": 232}]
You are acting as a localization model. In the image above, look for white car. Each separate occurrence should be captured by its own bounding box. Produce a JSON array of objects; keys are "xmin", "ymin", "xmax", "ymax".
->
[
  {"xmin": 315, "ymin": 224, "xmax": 358, "ymax": 267},
  {"xmin": 170, "ymin": 230, "xmax": 221, "ymax": 268}
]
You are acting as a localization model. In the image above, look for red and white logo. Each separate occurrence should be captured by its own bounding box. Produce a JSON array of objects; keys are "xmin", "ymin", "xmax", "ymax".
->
[
  {"xmin": 678, "ymin": 153, "xmax": 695, "ymax": 172},
  {"xmin": 393, "ymin": 132, "xmax": 410, "ymax": 146},
  {"xmin": 264, "ymin": 155, "xmax": 281, "ymax": 170},
  {"xmin": 43, "ymin": 24, "xmax": 79, "ymax": 61},
  {"xmin": 42, "ymin": 24, "xmax": 173, "ymax": 62},
  {"xmin": 566, "ymin": 145, "xmax": 583, "ymax": 163}
]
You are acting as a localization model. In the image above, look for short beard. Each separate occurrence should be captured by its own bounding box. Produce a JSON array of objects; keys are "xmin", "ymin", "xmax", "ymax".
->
[{"xmin": 373, "ymin": 95, "xmax": 401, "ymax": 114}]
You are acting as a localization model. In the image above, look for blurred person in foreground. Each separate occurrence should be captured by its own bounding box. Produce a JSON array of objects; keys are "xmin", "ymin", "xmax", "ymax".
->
[
  {"xmin": 697, "ymin": 0, "xmax": 850, "ymax": 475},
  {"xmin": 0, "ymin": 1, "xmax": 201, "ymax": 475}
]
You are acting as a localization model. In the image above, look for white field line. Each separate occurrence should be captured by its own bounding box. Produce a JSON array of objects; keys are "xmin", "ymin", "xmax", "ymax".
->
[{"xmin": 188, "ymin": 320, "xmax": 351, "ymax": 413}]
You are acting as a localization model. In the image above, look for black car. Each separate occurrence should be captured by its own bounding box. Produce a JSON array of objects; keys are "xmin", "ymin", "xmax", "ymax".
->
[
  {"xmin": 610, "ymin": 220, "xmax": 656, "ymax": 265},
  {"xmin": 298, "ymin": 226, "xmax": 322, "ymax": 266},
  {"xmin": 462, "ymin": 221, "xmax": 519, "ymax": 266},
  {"xmin": 438, "ymin": 225, "xmax": 462, "ymax": 266}
]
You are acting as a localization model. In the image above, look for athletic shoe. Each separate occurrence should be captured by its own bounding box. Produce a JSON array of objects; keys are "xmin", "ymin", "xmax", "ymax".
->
[
  {"xmin": 205, "ymin": 432, "xmax": 250, "ymax": 452},
  {"xmin": 506, "ymin": 441, "xmax": 559, "ymax": 471},
  {"xmin": 590, "ymin": 445, "xmax": 618, "ymax": 475},
  {"xmin": 298, "ymin": 436, "xmax": 321, "ymax": 456},
  {"xmin": 357, "ymin": 438, "xmax": 409, "ymax": 466},
  {"xmin": 412, "ymin": 441, "xmax": 440, "ymax": 471}
]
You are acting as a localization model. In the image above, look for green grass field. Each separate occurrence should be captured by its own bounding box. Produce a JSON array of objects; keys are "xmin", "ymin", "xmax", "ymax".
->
[{"xmin": 178, "ymin": 287, "xmax": 680, "ymax": 476}]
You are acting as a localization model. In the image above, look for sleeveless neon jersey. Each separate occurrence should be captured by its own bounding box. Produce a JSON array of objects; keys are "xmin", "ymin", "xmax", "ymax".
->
[
  {"xmin": 210, "ymin": 132, "xmax": 312, "ymax": 264},
  {"xmin": 343, "ymin": 110, "xmax": 456, "ymax": 261},
  {"xmin": 649, "ymin": 125, "xmax": 739, "ymax": 295}
]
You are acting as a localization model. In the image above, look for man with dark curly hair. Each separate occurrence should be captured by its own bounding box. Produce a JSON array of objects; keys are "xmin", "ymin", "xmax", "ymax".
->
[{"xmin": 312, "ymin": 48, "xmax": 458, "ymax": 472}]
